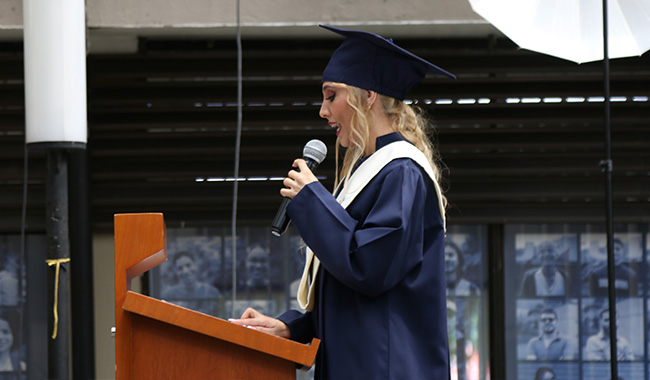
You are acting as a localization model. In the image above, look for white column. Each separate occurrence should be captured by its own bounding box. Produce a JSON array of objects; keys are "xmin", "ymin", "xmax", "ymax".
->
[{"xmin": 23, "ymin": 0, "xmax": 87, "ymax": 147}]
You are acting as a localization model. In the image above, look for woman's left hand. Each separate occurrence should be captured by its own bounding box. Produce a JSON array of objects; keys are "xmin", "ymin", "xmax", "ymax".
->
[
  {"xmin": 229, "ymin": 308, "xmax": 291, "ymax": 338},
  {"xmin": 280, "ymin": 159, "xmax": 318, "ymax": 199}
]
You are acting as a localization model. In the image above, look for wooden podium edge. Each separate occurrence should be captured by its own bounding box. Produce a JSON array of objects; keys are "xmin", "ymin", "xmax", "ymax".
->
[{"xmin": 123, "ymin": 284, "xmax": 320, "ymax": 369}]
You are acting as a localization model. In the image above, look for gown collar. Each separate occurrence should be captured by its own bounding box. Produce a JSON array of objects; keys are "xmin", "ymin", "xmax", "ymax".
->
[
  {"xmin": 375, "ymin": 132, "xmax": 407, "ymax": 151},
  {"xmin": 356, "ymin": 132, "xmax": 410, "ymax": 169}
]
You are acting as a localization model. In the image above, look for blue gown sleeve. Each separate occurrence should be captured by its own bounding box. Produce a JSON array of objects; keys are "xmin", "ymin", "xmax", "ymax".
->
[
  {"xmin": 277, "ymin": 309, "xmax": 314, "ymax": 344},
  {"xmin": 287, "ymin": 161, "xmax": 430, "ymax": 297}
]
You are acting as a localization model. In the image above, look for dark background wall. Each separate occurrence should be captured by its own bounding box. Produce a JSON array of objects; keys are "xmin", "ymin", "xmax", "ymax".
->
[{"xmin": 1, "ymin": 37, "xmax": 648, "ymax": 233}]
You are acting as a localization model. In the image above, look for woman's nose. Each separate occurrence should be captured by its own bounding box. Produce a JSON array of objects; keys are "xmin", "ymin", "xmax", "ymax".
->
[{"xmin": 319, "ymin": 103, "xmax": 329, "ymax": 119}]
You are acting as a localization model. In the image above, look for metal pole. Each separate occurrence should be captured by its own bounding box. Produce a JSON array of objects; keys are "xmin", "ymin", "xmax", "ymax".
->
[
  {"xmin": 600, "ymin": 0, "xmax": 619, "ymax": 378},
  {"xmin": 46, "ymin": 149, "xmax": 70, "ymax": 380},
  {"xmin": 68, "ymin": 148, "xmax": 96, "ymax": 379},
  {"xmin": 231, "ymin": 0, "xmax": 243, "ymax": 317}
]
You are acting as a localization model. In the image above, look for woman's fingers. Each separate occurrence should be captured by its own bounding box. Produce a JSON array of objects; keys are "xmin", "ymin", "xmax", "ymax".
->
[{"xmin": 228, "ymin": 308, "xmax": 290, "ymax": 338}]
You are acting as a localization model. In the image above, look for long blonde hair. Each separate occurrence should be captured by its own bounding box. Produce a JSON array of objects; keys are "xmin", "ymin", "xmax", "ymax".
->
[{"xmin": 333, "ymin": 83, "xmax": 447, "ymax": 209}]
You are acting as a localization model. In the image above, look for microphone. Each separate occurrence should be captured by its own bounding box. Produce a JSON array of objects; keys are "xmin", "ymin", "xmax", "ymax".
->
[{"xmin": 271, "ymin": 139, "xmax": 328, "ymax": 237}]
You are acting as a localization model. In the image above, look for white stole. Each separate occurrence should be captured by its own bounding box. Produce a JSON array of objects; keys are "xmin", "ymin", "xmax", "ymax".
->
[{"xmin": 296, "ymin": 141, "xmax": 445, "ymax": 311}]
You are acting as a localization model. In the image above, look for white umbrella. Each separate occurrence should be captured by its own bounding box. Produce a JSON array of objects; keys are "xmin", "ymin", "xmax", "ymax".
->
[
  {"xmin": 468, "ymin": 1, "xmax": 650, "ymax": 379},
  {"xmin": 469, "ymin": 0, "xmax": 650, "ymax": 63}
]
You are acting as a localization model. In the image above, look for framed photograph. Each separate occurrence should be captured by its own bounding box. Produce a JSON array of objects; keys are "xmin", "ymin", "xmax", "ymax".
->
[
  {"xmin": 0, "ymin": 306, "xmax": 25, "ymax": 377},
  {"xmin": 580, "ymin": 233, "xmax": 642, "ymax": 297},
  {"xmin": 0, "ymin": 237, "xmax": 22, "ymax": 307},
  {"xmin": 446, "ymin": 225, "xmax": 489, "ymax": 380},
  {"xmin": 515, "ymin": 233, "xmax": 579, "ymax": 298},
  {"xmin": 581, "ymin": 298, "xmax": 643, "ymax": 362},
  {"xmin": 517, "ymin": 362, "xmax": 578, "ymax": 380},
  {"xmin": 582, "ymin": 362, "xmax": 644, "ymax": 380},
  {"xmin": 516, "ymin": 299, "xmax": 578, "ymax": 361}
]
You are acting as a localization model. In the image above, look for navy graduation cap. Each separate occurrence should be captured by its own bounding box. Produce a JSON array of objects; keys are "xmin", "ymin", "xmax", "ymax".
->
[{"xmin": 320, "ymin": 24, "xmax": 455, "ymax": 101}]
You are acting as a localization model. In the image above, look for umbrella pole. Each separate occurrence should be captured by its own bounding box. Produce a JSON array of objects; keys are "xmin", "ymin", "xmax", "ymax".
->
[{"xmin": 599, "ymin": 0, "xmax": 619, "ymax": 378}]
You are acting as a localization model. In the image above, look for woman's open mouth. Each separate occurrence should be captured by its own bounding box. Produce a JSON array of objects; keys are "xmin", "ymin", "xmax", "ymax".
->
[{"xmin": 329, "ymin": 122, "xmax": 340, "ymax": 136}]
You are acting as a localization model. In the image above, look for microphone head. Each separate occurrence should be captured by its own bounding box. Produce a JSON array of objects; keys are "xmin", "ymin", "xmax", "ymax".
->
[{"xmin": 303, "ymin": 139, "xmax": 328, "ymax": 164}]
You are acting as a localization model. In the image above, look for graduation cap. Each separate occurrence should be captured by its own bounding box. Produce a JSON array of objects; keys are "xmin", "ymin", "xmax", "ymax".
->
[{"xmin": 320, "ymin": 25, "xmax": 455, "ymax": 101}]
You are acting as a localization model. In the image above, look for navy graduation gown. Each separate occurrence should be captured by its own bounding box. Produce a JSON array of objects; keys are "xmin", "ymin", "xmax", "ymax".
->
[{"xmin": 278, "ymin": 133, "xmax": 450, "ymax": 380}]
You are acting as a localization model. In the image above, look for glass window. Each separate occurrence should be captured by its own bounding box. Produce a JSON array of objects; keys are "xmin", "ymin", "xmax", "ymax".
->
[
  {"xmin": 0, "ymin": 235, "xmax": 36, "ymax": 380},
  {"xmin": 505, "ymin": 225, "xmax": 648, "ymax": 380},
  {"xmin": 445, "ymin": 225, "xmax": 490, "ymax": 380},
  {"xmin": 149, "ymin": 224, "xmax": 492, "ymax": 379},
  {"xmin": 150, "ymin": 227, "xmax": 304, "ymax": 320}
]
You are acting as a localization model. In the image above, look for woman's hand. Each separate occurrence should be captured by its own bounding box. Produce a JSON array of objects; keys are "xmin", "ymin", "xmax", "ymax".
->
[
  {"xmin": 280, "ymin": 159, "xmax": 319, "ymax": 199},
  {"xmin": 229, "ymin": 308, "xmax": 291, "ymax": 339}
]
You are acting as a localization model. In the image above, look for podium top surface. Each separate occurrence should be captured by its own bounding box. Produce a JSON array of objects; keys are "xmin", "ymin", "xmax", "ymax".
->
[{"xmin": 123, "ymin": 285, "xmax": 320, "ymax": 367}]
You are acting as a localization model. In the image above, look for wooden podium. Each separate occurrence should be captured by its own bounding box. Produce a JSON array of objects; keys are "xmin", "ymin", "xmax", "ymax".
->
[{"xmin": 114, "ymin": 213, "xmax": 320, "ymax": 380}]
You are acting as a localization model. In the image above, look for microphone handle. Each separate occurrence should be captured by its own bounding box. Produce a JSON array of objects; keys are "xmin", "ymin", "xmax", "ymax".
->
[
  {"xmin": 270, "ymin": 157, "xmax": 319, "ymax": 236},
  {"xmin": 270, "ymin": 198, "xmax": 292, "ymax": 237}
]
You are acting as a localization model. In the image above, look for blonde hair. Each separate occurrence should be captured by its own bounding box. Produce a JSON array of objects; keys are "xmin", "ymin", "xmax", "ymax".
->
[{"xmin": 332, "ymin": 83, "xmax": 447, "ymax": 209}]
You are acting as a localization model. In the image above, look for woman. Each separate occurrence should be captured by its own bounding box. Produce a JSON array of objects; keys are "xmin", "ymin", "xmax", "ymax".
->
[
  {"xmin": 230, "ymin": 25, "xmax": 455, "ymax": 379},
  {"xmin": 445, "ymin": 240, "xmax": 481, "ymax": 297},
  {"xmin": 0, "ymin": 309, "xmax": 25, "ymax": 374}
]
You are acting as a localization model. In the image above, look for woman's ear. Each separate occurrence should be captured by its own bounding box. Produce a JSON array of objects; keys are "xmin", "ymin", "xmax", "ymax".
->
[{"xmin": 366, "ymin": 90, "xmax": 378, "ymax": 110}]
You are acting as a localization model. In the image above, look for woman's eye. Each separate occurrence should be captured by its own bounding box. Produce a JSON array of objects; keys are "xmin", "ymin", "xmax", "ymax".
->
[{"xmin": 326, "ymin": 94, "xmax": 335, "ymax": 101}]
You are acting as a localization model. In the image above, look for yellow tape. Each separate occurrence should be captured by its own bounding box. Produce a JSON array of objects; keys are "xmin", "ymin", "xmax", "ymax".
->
[{"xmin": 46, "ymin": 258, "xmax": 71, "ymax": 339}]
